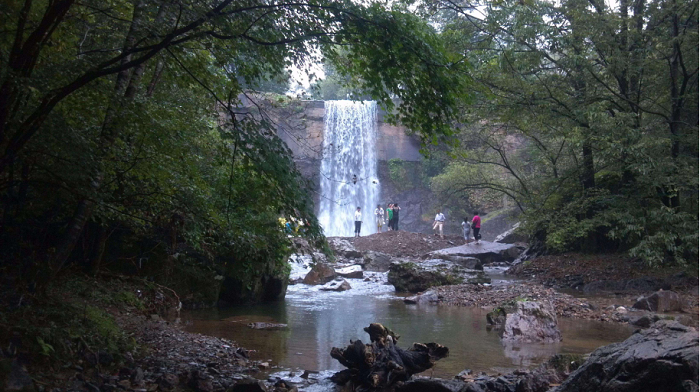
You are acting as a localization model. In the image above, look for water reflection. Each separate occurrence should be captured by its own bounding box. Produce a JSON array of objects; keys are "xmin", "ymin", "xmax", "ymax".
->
[{"xmin": 182, "ymin": 285, "xmax": 633, "ymax": 378}]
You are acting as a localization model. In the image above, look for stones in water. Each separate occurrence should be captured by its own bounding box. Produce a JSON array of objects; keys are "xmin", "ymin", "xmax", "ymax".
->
[
  {"xmin": 330, "ymin": 323, "xmax": 448, "ymax": 390},
  {"xmin": 319, "ymin": 279, "xmax": 352, "ymax": 291},
  {"xmin": 397, "ymin": 353, "xmax": 582, "ymax": 392},
  {"xmin": 302, "ymin": 263, "xmax": 336, "ymax": 285},
  {"xmin": 404, "ymin": 290, "xmax": 440, "ymax": 304},
  {"xmin": 499, "ymin": 301, "xmax": 562, "ymax": 343},
  {"xmin": 248, "ymin": 322, "xmax": 288, "ymax": 330},
  {"xmin": 552, "ymin": 321, "xmax": 699, "ymax": 392},
  {"xmin": 632, "ymin": 290, "xmax": 683, "ymax": 312}
]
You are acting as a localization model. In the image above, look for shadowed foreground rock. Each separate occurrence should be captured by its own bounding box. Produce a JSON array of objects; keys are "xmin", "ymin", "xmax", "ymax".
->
[
  {"xmin": 552, "ymin": 320, "xmax": 698, "ymax": 392},
  {"xmin": 396, "ymin": 353, "xmax": 582, "ymax": 392},
  {"xmin": 330, "ymin": 323, "xmax": 448, "ymax": 390}
]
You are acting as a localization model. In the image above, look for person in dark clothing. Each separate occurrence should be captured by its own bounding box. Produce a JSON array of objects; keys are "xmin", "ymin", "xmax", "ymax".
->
[
  {"xmin": 392, "ymin": 203, "xmax": 401, "ymax": 231},
  {"xmin": 354, "ymin": 207, "xmax": 362, "ymax": 237}
]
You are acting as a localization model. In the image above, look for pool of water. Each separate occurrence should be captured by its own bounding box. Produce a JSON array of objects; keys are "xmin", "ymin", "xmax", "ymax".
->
[{"xmin": 181, "ymin": 271, "xmax": 634, "ymax": 379}]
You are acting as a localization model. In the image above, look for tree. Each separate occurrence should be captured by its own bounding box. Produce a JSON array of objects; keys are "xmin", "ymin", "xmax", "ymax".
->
[
  {"xmin": 0, "ymin": 0, "xmax": 468, "ymax": 291},
  {"xmin": 428, "ymin": 0, "xmax": 698, "ymax": 265}
]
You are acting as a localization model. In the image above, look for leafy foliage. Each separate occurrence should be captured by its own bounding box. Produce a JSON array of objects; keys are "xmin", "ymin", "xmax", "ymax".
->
[
  {"xmin": 0, "ymin": 0, "xmax": 467, "ymax": 297},
  {"xmin": 428, "ymin": 0, "xmax": 698, "ymax": 266}
]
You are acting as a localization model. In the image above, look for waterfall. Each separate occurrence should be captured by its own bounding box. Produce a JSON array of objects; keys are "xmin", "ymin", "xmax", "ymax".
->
[{"xmin": 318, "ymin": 101, "xmax": 380, "ymax": 237}]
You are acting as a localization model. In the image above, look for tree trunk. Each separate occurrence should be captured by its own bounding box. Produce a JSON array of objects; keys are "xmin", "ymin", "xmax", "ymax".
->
[
  {"xmin": 581, "ymin": 140, "xmax": 595, "ymax": 190},
  {"xmin": 90, "ymin": 225, "xmax": 108, "ymax": 276},
  {"xmin": 48, "ymin": 0, "xmax": 148, "ymax": 280}
]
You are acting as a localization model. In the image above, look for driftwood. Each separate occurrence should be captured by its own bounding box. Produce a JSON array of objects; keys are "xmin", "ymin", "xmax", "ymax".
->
[{"xmin": 330, "ymin": 323, "xmax": 449, "ymax": 391}]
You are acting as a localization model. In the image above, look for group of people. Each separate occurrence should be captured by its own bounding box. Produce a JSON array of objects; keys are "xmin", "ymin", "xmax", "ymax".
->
[
  {"xmin": 433, "ymin": 210, "xmax": 482, "ymax": 244},
  {"xmin": 352, "ymin": 203, "xmax": 402, "ymax": 237},
  {"xmin": 353, "ymin": 204, "xmax": 482, "ymax": 244}
]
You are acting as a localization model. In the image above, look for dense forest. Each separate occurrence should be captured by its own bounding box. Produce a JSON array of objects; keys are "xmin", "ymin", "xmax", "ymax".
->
[
  {"xmin": 0, "ymin": 0, "xmax": 697, "ymax": 388},
  {"xmin": 0, "ymin": 0, "xmax": 466, "ymax": 301},
  {"xmin": 1, "ymin": 0, "xmax": 697, "ymax": 299}
]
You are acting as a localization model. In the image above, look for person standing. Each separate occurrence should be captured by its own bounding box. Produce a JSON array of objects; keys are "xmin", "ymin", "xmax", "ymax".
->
[
  {"xmin": 472, "ymin": 212, "xmax": 481, "ymax": 244},
  {"xmin": 392, "ymin": 203, "xmax": 401, "ymax": 231},
  {"xmin": 354, "ymin": 207, "xmax": 363, "ymax": 237},
  {"xmin": 461, "ymin": 216, "xmax": 471, "ymax": 245},
  {"xmin": 374, "ymin": 204, "xmax": 384, "ymax": 233},
  {"xmin": 433, "ymin": 210, "xmax": 446, "ymax": 239},
  {"xmin": 386, "ymin": 203, "xmax": 394, "ymax": 231}
]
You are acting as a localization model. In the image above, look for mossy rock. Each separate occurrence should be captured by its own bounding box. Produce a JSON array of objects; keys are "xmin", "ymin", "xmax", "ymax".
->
[
  {"xmin": 388, "ymin": 263, "xmax": 462, "ymax": 293},
  {"xmin": 486, "ymin": 299, "xmax": 519, "ymax": 328}
]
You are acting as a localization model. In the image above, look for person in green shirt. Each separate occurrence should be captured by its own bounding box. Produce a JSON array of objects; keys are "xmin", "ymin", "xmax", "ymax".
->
[{"xmin": 386, "ymin": 203, "xmax": 394, "ymax": 231}]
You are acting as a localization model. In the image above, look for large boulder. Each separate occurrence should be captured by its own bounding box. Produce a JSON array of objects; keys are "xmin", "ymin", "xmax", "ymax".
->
[
  {"xmin": 500, "ymin": 301, "xmax": 562, "ymax": 343},
  {"xmin": 436, "ymin": 255, "xmax": 483, "ymax": 270},
  {"xmin": 335, "ymin": 265, "xmax": 363, "ymax": 279},
  {"xmin": 632, "ymin": 290, "xmax": 683, "ymax": 312},
  {"xmin": 388, "ymin": 263, "xmax": 461, "ymax": 293},
  {"xmin": 486, "ymin": 300, "xmax": 519, "ymax": 329},
  {"xmin": 302, "ymin": 263, "xmax": 337, "ymax": 285},
  {"xmin": 328, "ymin": 238, "xmax": 362, "ymax": 259},
  {"xmin": 552, "ymin": 321, "xmax": 699, "ymax": 392},
  {"xmin": 362, "ymin": 251, "xmax": 393, "ymax": 272},
  {"xmin": 320, "ymin": 279, "xmax": 352, "ymax": 291},
  {"xmin": 428, "ymin": 242, "xmax": 520, "ymax": 265}
]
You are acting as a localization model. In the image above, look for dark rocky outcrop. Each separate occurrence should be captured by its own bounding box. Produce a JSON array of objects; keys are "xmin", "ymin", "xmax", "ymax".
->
[
  {"xmin": 388, "ymin": 263, "xmax": 461, "ymax": 293},
  {"xmin": 302, "ymin": 263, "xmax": 336, "ymax": 285},
  {"xmin": 628, "ymin": 314, "xmax": 661, "ymax": 328},
  {"xmin": 397, "ymin": 354, "xmax": 582, "ymax": 392},
  {"xmin": 1, "ymin": 359, "xmax": 35, "ymax": 392},
  {"xmin": 632, "ymin": 290, "xmax": 683, "ymax": 312},
  {"xmin": 330, "ymin": 323, "xmax": 448, "ymax": 390},
  {"xmin": 500, "ymin": 301, "xmax": 562, "ymax": 343},
  {"xmin": 552, "ymin": 321, "xmax": 699, "ymax": 392}
]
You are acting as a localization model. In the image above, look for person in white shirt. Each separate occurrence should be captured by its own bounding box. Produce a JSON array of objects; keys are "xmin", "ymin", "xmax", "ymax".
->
[
  {"xmin": 461, "ymin": 216, "xmax": 472, "ymax": 245},
  {"xmin": 374, "ymin": 204, "xmax": 384, "ymax": 233},
  {"xmin": 354, "ymin": 207, "xmax": 362, "ymax": 237},
  {"xmin": 433, "ymin": 210, "xmax": 446, "ymax": 239}
]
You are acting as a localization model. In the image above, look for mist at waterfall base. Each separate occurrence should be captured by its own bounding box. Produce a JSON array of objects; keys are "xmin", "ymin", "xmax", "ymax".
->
[{"xmin": 318, "ymin": 101, "xmax": 381, "ymax": 237}]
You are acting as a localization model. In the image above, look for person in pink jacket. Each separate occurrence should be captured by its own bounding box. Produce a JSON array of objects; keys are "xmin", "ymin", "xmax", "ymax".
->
[{"xmin": 472, "ymin": 212, "xmax": 481, "ymax": 244}]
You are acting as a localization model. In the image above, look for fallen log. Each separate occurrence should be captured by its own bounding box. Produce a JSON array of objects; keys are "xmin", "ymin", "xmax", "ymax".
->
[{"xmin": 330, "ymin": 323, "xmax": 449, "ymax": 391}]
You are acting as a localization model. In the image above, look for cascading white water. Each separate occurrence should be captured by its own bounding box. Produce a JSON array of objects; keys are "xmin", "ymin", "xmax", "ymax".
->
[{"xmin": 318, "ymin": 101, "xmax": 380, "ymax": 237}]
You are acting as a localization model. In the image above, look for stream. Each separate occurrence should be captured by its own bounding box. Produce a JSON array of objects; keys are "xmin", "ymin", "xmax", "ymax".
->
[{"xmin": 181, "ymin": 265, "xmax": 634, "ymax": 380}]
